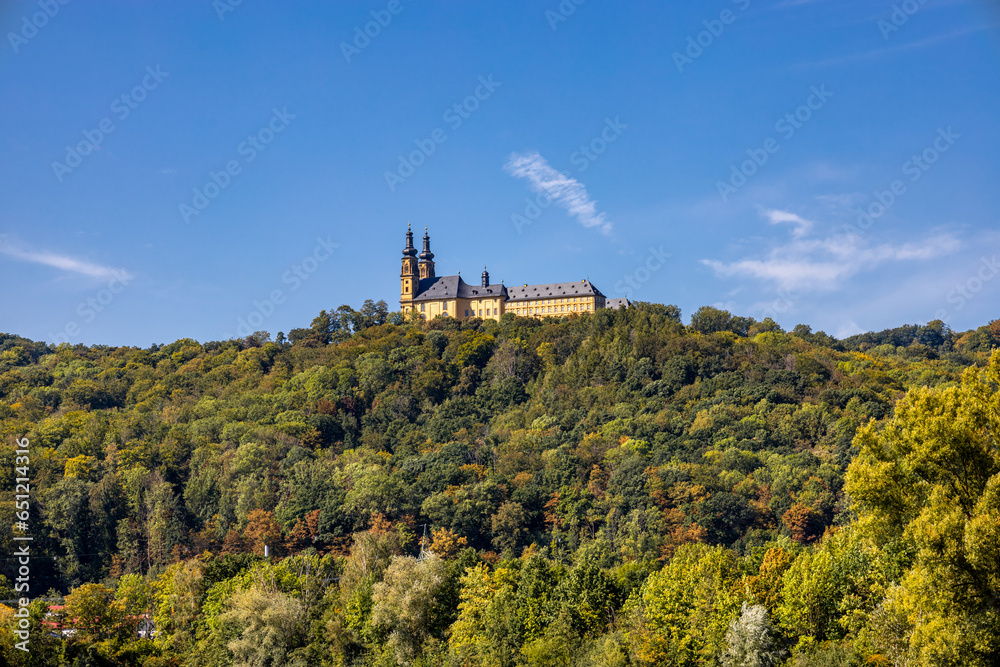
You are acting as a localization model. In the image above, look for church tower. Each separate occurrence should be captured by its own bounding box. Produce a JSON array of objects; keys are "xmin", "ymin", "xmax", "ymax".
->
[
  {"xmin": 418, "ymin": 227, "xmax": 436, "ymax": 280},
  {"xmin": 400, "ymin": 223, "xmax": 418, "ymax": 313}
]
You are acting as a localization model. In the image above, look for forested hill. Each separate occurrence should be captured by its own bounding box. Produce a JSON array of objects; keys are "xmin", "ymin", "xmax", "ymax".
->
[{"xmin": 2, "ymin": 304, "xmax": 999, "ymax": 666}]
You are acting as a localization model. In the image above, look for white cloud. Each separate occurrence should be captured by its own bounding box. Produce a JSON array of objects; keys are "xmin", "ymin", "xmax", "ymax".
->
[
  {"xmin": 702, "ymin": 209, "xmax": 960, "ymax": 291},
  {"xmin": 504, "ymin": 151, "xmax": 612, "ymax": 234},
  {"xmin": 761, "ymin": 207, "xmax": 813, "ymax": 238},
  {"xmin": 0, "ymin": 240, "xmax": 132, "ymax": 281},
  {"xmin": 836, "ymin": 320, "xmax": 864, "ymax": 338}
]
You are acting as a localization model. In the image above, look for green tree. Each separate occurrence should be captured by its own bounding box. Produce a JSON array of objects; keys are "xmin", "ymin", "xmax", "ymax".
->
[
  {"xmin": 491, "ymin": 501, "xmax": 528, "ymax": 554},
  {"xmin": 154, "ymin": 558, "xmax": 207, "ymax": 655},
  {"xmin": 690, "ymin": 306, "xmax": 735, "ymax": 335},
  {"xmin": 846, "ymin": 350, "xmax": 1000, "ymax": 665},
  {"xmin": 221, "ymin": 582, "xmax": 307, "ymax": 667},
  {"xmin": 776, "ymin": 549, "xmax": 836, "ymax": 645},
  {"xmin": 61, "ymin": 582, "xmax": 120, "ymax": 643},
  {"xmin": 631, "ymin": 544, "xmax": 741, "ymax": 666},
  {"xmin": 370, "ymin": 553, "xmax": 449, "ymax": 664}
]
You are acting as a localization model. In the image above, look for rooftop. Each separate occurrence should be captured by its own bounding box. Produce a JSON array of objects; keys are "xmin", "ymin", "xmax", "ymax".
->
[
  {"xmin": 412, "ymin": 275, "xmax": 508, "ymax": 302},
  {"xmin": 506, "ymin": 279, "xmax": 605, "ymax": 302}
]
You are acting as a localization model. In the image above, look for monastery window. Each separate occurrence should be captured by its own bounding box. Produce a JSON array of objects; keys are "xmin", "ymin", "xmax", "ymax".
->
[{"xmin": 420, "ymin": 303, "xmax": 425, "ymax": 312}]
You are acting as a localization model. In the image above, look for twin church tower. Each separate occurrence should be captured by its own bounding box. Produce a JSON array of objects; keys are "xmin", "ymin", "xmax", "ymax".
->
[{"xmin": 399, "ymin": 225, "xmax": 625, "ymax": 321}]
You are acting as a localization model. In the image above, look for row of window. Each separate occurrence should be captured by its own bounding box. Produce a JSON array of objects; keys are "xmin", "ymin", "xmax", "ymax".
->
[
  {"xmin": 516, "ymin": 296, "xmax": 592, "ymax": 305},
  {"xmin": 413, "ymin": 300, "xmax": 603, "ymax": 318},
  {"xmin": 512, "ymin": 303, "xmax": 593, "ymax": 315}
]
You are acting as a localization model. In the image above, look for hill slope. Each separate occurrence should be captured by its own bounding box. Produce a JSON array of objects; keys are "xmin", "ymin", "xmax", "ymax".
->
[{"xmin": 1, "ymin": 304, "xmax": 998, "ymax": 665}]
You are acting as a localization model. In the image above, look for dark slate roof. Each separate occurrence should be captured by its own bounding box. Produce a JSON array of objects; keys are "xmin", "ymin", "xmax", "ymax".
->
[
  {"xmin": 413, "ymin": 275, "xmax": 508, "ymax": 301},
  {"xmin": 506, "ymin": 279, "xmax": 605, "ymax": 302},
  {"xmin": 606, "ymin": 298, "xmax": 631, "ymax": 310}
]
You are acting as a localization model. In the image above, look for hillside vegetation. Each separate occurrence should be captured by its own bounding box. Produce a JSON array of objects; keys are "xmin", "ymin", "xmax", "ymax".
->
[{"xmin": 1, "ymin": 303, "xmax": 999, "ymax": 666}]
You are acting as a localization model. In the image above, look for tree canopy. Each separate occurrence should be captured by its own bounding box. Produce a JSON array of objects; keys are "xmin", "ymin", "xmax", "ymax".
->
[{"xmin": 0, "ymin": 307, "xmax": 997, "ymax": 665}]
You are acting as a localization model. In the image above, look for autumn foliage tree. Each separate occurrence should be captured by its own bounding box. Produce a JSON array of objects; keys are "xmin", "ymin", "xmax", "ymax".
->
[
  {"xmin": 847, "ymin": 350, "xmax": 1000, "ymax": 665},
  {"xmin": 245, "ymin": 509, "xmax": 283, "ymax": 557}
]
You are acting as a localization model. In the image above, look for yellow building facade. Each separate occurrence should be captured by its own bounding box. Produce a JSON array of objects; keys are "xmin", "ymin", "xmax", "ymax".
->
[{"xmin": 399, "ymin": 226, "xmax": 623, "ymax": 320}]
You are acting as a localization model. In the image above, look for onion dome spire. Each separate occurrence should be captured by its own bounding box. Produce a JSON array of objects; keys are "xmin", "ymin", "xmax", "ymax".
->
[
  {"xmin": 402, "ymin": 222, "xmax": 416, "ymax": 257},
  {"xmin": 419, "ymin": 226, "xmax": 434, "ymax": 261}
]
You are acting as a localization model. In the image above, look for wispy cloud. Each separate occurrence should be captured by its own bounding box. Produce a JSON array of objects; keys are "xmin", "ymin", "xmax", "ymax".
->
[
  {"xmin": 702, "ymin": 209, "xmax": 960, "ymax": 291},
  {"xmin": 0, "ymin": 239, "xmax": 132, "ymax": 281},
  {"xmin": 504, "ymin": 151, "xmax": 612, "ymax": 234},
  {"xmin": 761, "ymin": 207, "xmax": 813, "ymax": 238},
  {"xmin": 796, "ymin": 25, "xmax": 992, "ymax": 69}
]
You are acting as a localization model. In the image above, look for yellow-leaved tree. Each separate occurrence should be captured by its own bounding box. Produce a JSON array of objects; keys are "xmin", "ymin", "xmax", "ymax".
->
[{"xmin": 846, "ymin": 350, "xmax": 1000, "ymax": 666}]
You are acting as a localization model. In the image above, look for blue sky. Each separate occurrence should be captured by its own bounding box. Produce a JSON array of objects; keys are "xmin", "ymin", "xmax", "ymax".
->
[{"xmin": 1, "ymin": 0, "xmax": 998, "ymax": 346}]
